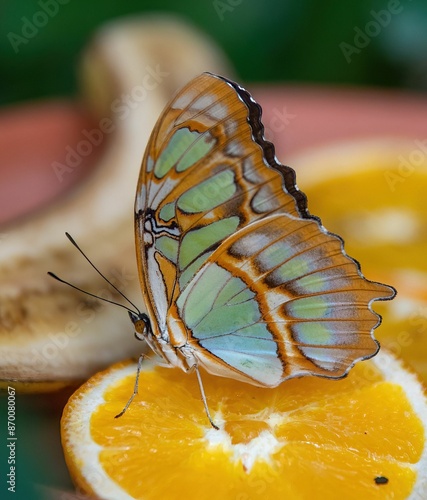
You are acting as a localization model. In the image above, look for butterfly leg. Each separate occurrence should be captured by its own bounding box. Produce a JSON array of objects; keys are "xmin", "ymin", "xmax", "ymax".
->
[
  {"xmin": 115, "ymin": 353, "xmax": 145, "ymax": 418},
  {"xmin": 177, "ymin": 346, "xmax": 219, "ymax": 429},
  {"xmin": 194, "ymin": 363, "xmax": 219, "ymax": 431}
]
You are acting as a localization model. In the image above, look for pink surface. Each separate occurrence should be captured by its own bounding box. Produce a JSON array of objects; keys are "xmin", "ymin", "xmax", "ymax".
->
[
  {"xmin": 1, "ymin": 85, "xmax": 426, "ymax": 227},
  {"xmin": 254, "ymin": 85, "xmax": 427, "ymax": 160},
  {"xmin": 0, "ymin": 100, "xmax": 103, "ymax": 226}
]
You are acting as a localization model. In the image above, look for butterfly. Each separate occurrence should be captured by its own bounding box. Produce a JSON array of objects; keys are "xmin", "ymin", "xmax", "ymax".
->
[
  {"xmin": 49, "ymin": 73, "xmax": 394, "ymax": 428},
  {"xmin": 117, "ymin": 72, "xmax": 395, "ymax": 428}
]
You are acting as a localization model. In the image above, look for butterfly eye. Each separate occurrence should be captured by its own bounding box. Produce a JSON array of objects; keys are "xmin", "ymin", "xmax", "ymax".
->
[
  {"xmin": 134, "ymin": 327, "xmax": 145, "ymax": 341},
  {"xmin": 128, "ymin": 311, "xmax": 151, "ymax": 340}
]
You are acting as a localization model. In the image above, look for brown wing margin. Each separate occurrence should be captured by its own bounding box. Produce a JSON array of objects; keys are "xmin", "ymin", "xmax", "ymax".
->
[{"xmin": 211, "ymin": 73, "xmax": 311, "ymax": 220}]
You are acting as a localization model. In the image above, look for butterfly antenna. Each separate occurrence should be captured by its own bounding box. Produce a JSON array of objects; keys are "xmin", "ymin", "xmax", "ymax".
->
[
  {"xmin": 47, "ymin": 271, "xmax": 137, "ymax": 314},
  {"xmin": 53, "ymin": 232, "xmax": 141, "ymax": 314}
]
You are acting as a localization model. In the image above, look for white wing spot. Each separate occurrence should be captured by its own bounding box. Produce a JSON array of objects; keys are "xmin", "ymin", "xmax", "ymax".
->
[
  {"xmin": 171, "ymin": 89, "xmax": 197, "ymax": 109},
  {"xmin": 191, "ymin": 94, "xmax": 216, "ymax": 112}
]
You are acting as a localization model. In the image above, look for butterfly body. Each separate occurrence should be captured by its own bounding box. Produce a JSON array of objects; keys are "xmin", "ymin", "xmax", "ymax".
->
[{"xmin": 132, "ymin": 73, "xmax": 394, "ymax": 402}]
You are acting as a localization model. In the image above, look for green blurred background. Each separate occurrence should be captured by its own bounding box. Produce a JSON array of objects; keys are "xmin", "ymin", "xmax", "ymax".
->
[{"xmin": 1, "ymin": 0, "xmax": 427, "ymax": 107}]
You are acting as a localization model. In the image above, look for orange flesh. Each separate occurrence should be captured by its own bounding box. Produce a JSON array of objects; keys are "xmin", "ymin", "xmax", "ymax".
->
[{"xmin": 87, "ymin": 361, "xmax": 423, "ymax": 499}]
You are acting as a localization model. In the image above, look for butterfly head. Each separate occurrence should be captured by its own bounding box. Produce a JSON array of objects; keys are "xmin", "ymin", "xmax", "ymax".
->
[{"xmin": 128, "ymin": 311, "xmax": 152, "ymax": 341}]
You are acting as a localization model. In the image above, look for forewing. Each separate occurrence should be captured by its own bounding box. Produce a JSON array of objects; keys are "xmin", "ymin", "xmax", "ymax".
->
[{"xmin": 135, "ymin": 73, "xmax": 309, "ymax": 335}]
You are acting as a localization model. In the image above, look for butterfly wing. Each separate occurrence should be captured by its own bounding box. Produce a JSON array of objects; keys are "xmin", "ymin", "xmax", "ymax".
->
[
  {"xmin": 171, "ymin": 214, "xmax": 393, "ymax": 385},
  {"xmin": 135, "ymin": 73, "xmax": 309, "ymax": 337},
  {"xmin": 135, "ymin": 72, "xmax": 394, "ymax": 383}
]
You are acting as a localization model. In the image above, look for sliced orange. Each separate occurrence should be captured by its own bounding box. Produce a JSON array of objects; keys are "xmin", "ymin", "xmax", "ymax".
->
[
  {"xmin": 293, "ymin": 139, "xmax": 427, "ymax": 381},
  {"xmin": 61, "ymin": 352, "xmax": 427, "ymax": 499}
]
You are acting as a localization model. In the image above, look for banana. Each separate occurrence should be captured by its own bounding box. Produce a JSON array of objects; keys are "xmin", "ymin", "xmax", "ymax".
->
[{"xmin": 0, "ymin": 16, "xmax": 232, "ymax": 387}]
